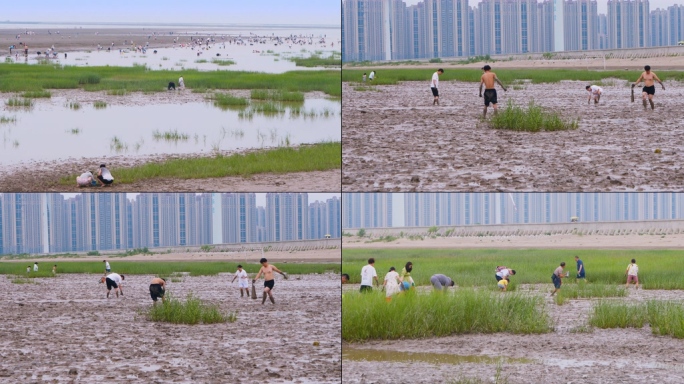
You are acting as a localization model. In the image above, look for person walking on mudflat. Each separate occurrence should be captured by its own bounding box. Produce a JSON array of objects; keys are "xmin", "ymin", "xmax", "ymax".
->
[
  {"xmin": 633, "ymin": 65, "xmax": 665, "ymax": 110},
  {"xmin": 431, "ymin": 69, "xmax": 443, "ymax": 105},
  {"xmin": 479, "ymin": 65, "xmax": 507, "ymax": 118},
  {"xmin": 253, "ymin": 258, "xmax": 287, "ymax": 304}
]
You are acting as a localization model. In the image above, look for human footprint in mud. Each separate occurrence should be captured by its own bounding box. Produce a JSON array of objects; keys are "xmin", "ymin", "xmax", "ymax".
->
[
  {"xmin": 633, "ymin": 65, "xmax": 665, "ymax": 110},
  {"xmin": 253, "ymin": 258, "xmax": 287, "ymax": 304}
]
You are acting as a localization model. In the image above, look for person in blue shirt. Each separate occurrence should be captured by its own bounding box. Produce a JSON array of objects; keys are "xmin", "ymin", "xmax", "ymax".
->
[{"xmin": 575, "ymin": 256, "xmax": 585, "ymax": 280}]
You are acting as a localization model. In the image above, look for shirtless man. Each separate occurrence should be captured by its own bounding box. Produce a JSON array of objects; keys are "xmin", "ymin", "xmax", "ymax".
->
[
  {"xmin": 100, "ymin": 273, "xmax": 125, "ymax": 298},
  {"xmin": 149, "ymin": 277, "xmax": 166, "ymax": 303},
  {"xmin": 633, "ymin": 65, "xmax": 665, "ymax": 110},
  {"xmin": 479, "ymin": 65, "xmax": 507, "ymax": 118},
  {"xmin": 253, "ymin": 258, "xmax": 287, "ymax": 304}
]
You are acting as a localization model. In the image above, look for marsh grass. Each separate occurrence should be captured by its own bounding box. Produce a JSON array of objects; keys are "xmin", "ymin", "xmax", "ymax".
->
[
  {"xmin": 93, "ymin": 100, "xmax": 107, "ymax": 109},
  {"xmin": 342, "ymin": 289, "xmax": 550, "ymax": 341},
  {"xmin": 152, "ymin": 129, "xmax": 189, "ymax": 142},
  {"xmin": 195, "ymin": 59, "xmax": 208, "ymax": 63},
  {"xmin": 291, "ymin": 53, "xmax": 341, "ymax": 68},
  {"xmin": 212, "ymin": 59, "xmax": 236, "ymax": 66},
  {"xmin": 490, "ymin": 101, "xmax": 578, "ymax": 132},
  {"xmin": 251, "ymin": 101, "xmax": 286, "ymax": 115},
  {"xmin": 590, "ymin": 300, "xmax": 684, "ymax": 338},
  {"xmin": 0, "ymin": 115, "xmax": 16, "ymax": 124},
  {"xmin": 69, "ymin": 128, "xmax": 81, "ymax": 134},
  {"xmin": 146, "ymin": 293, "xmax": 235, "ymax": 325},
  {"xmin": 553, "ymin": 281, "xmax": 626, "ymax": 305},
  {"xmin": 107, "ymin": 89, "xmax": 128, "ymax": 96},
  {"xmin": 250, "ymin": 89, "xmax": 305, "ymax": 102},
  {"xmin": 5, "ymin": 98, "xmax": 33, "ymax": 107},
  {"xmin": 342, "ymin": 249, "xmax": 684, "ymax": 289},
  {"xmin": 67, "ymin": 101, "xmax": 81, "ymax": 110},
  {"xmin": 209, "ymin": 93, "xmax": 249, "ymax": 107},
  {"xmin": 0, "ymin": 64, "xmax": 341, "ymax": 97},
  {"xmin": 110, "ymin": 136, "xmax": 128, "ymax": 152},
  {"xmin": 21, "ymin": 90, "xmax": 51, "ymax": 98}
]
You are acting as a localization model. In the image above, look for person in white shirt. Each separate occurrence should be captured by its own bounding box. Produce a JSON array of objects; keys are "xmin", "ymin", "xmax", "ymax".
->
[
  {"xmin": 178, "ymin": 76, "xmax": 185, "ymax": 90},
  {"xmin": 231, "ymin": 265, "xmax": 250, "ymax": 298},
  {"xmin": 360, "ymin": 258, "xmax": 378, "ymax": 293},
  {"xmin": 103, "ymin": 260, "xmax": 111, "ymax": 273},
  {"xmin": 369, "ymin": 71, "xmax": 375, "ymax": 82},
  {"xmin": 100, "ymin": 273, "xmax": 125, "ymax": 298},
  {"xmin": 383, "ymin": 267, "xmax": 401, "ymax": 299},
  {"xmin": 625, "ymin": 259, "xmax": 639, "ymax": 289},
  {"xmin": 97, "ymin": 164, "xmax": 114, "ymax": 187},
  {"xmin": 495, "ymin": 266, "xmax": 516, "ymax": 282},
  {"xmin": 431, "ymin": 68, "xmax": 444, "ymax": 105},
  {"xmin": 585, "ymin": 85, "xmax": 603, "ymax": 104},
  {"xmin": 33, "ymin": 262, "xmax": 38, "ymax": 272},
  {"xmin": 76, "ymin": 171, "xmax": 96, "ymax": 187}
]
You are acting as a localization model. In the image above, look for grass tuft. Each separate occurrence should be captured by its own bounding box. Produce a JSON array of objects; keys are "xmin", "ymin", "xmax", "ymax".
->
[
  {"xmin": 0, "ymin": 115, "xmax": 16, "ymax": 124},
  {"xmin": 152, "ymin": 129, "xmax": 189, "ymax": 142},
  {"xmin": 5, "ymin": 98, "xmax": 33, "ymax": 107},
  {"xmin": 21, "ymin": 90, "xmax": 51, "ymax": 98},
  {"xmin": 93, "ymin": 100, "xmax": 107, "ymax": 109},
  {"xmin": 209, "ymin": 93, "xmax": 249, "ymax": 108},
  {"xmin": 250, "ymin": 89, "xmax": 304, "ymax": 102},
  {"xmin": 145, "ymin": 293, "xmax": 236, "ymax": 325},
  {"xmin": 489, "ymin": 101, "xmax": 578, "ymax": 132},
  {"xmin": 212, "ymin": 59, "xmax": 236, "ymax": 66}
]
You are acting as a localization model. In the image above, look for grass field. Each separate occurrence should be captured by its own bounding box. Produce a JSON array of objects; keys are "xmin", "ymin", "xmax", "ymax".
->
[
  {"xmin": 342, "ymin": 248, "xmax": 684, "ymax": 289},
  {"xmin": 342, "ymin": 68, "xmax": 684, "ymax": 86},
  {"xmin": 58, "ymin": 141, "xmax": 341, "ymax": 185},
  {"xmin": 342, "ymin": 288, "xmax": 550, "ymax": 341},
  {"xmin": 0, "ymin": 261, "xmax": 340, "ymax": 277},
  {"xmin": 0, "ymin": 64, "xmax": 341, "ymax": 97},
  {"xmin": 590, "ymin": 300, "xmax": 684, "ymax": 338}
]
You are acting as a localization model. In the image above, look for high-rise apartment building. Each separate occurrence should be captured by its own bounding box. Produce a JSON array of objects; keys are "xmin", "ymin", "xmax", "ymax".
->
[
  {"xmin": 564, "ymin": 0, "xmax": 599, "ymax": 51},
  {"xmin": 221, "ymin": 193, "xmax": 257, "ymax": 244},
  {"xmin": 342, "ymin": 193, "xmax": 392, "ymax": 229},
  {"xmin": 265, "ymin": 193, "xmax": 309, "ymax": 241},
  {"xmin": 607, "ymin": 0, "xmax": 650, "ymax": 49}
]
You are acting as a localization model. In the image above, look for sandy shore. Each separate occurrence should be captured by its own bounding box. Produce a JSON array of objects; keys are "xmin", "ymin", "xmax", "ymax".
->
[
  {"xmin": 342, "ymin": 79, "xmax": 684, "ymax": 191},
  {"xmin": 0, "ymin": 273, "xmax": 341, "ymax": 383},
  {"xmin": 343, "ymin": 232, "xmax": 684, "ymax": 249},
  {"xmin": 342, "ymin": 285, "xmax": 684, "ymax": 384},
  {"xmin": 2, "ymin": 248, "xmax": 341, "ymax": 263}
]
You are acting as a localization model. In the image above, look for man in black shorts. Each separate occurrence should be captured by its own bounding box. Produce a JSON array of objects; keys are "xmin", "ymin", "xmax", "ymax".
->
[
  {"xmin": 431, "ymin": 68, "xmax": 444, "ymax": 105},
  {"xmin": 149, "ymin": 277, "xmax": 166, "ymax": 303},
  {"xmin": 100, "ymin": 273, "xmax": 125, "ymax": 298},
  {"xmin": 479, "ymin": 65, "xmax": 507, "ymax": 118},
  {"xmin": 633, "ymin": 65, "xmax": 665, "ymax": 110},
  {"xmin": 253, "ymin": 258, "xmax": 287, "ymax": 304}
]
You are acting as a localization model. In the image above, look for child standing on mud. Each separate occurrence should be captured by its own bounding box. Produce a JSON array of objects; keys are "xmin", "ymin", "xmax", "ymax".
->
[
  {"xmin": 497, "ymin": 277, "xmax": 509, "ymax": 292},
  {"xmin": 625, "ymin": 259, "xmax": 639, "ymax": 289},
  {"xmin": 231, "ymin": 265, "xmax": 250, "ymax": 298},
  {"xmin": 550, "ymin": 262, "xmax": 566, "ymax": 296}
]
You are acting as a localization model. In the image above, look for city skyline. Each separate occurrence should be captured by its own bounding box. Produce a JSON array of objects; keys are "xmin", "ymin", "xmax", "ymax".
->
[
  {"xmin": 401, "ymin": 0, "xmax": 676, "ymax": 14},
  {"xmin": 0, "ymin": 193, "xmax": 341, "ymax": 255},
  {"xmin": 342, "ymin": 193, "xmax": 684, "ymax": 228},
  {"xmin": 60, "ymin": 193, "xmax": 341, "ymax": 208},
  {"xmin": 1, "ymin": 1, "xmax": 341, "ymax": 26}
]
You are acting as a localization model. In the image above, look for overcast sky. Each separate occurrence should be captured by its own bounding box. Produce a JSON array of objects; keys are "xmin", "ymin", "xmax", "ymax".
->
[
  {"xmin": 2, "ymin": 0, "xmax": 340, "ymax": 26},
  {"xmin": 401, "ymin": 0, "xmax": 677, "ymax": 14}
]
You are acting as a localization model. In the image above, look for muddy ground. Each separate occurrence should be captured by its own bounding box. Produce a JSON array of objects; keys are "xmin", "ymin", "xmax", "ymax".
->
[
  {"xmin": 0, "ymin": 273, "xmax": 341, "ymax": 383},
  {"xmin": 342, "ymin": 80, "xmax": 684, "ymax": 191},
  {"xmin": 342, "ymin": 285, "xmax": 684, "ymax": 384}
]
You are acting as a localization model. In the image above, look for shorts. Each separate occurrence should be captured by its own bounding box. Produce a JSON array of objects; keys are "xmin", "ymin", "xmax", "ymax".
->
[
  {"xmin": 642, "ymin": 85, "xmax": 655, "ymax": 95},
  {"xmin": 577, "ymin": 274, "xmax": 586, "ymax": 279},
  {"xmin": 106, "ymin": 268, "xmax": 111, "ymax": 273},
  {"xmin": 106, "ymin": 277, "xmax": 118, "ymax": 290},
  {"xmin": 359, "ymin": 285, "xmax": 373, "ymax": 293},
  {"xmin": 431, "ymin": 87, "xmax": 439, "ymax": 97},
  {"xmin": 98, "ymin": 176, "xmax": 114, "ymax": 185},
  {"xmin": 76, "ymin": 176, "xmax": 90, "ymax": 186},
  {"xmin": 495, "ymin": 274, "xmax": 503, "ymax": 281},
  {"xmin": 627, "ymin": 275, "xmax": 639, "ymax": 283},
  {"xmin": 149, "ymin": 284, "xmax": 165, "ymax": 301},
  {"xmin": 552, "ymin": 274, "xmax": 561, "ymax": 289},
  {"xmin": 484, "ymin": 89, "xmax": 497, "ymax": 106},
  {"xmin": 238, "ymin": 280, "xmax": 249, "ymax": 289},
  {"xmin": 400, "ymin": 281, "xmax": 411, "ymax": 291},
  {"xmin": 264, "ymin": 279, "xmax": 275, "ymax": 290}
]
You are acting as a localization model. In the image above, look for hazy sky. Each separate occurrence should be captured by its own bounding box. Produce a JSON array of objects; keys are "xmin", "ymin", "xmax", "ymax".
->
[
  {"xmin": 61, "ymin": 193, "xmax": 340, "ymax": 207},
  {"xmin": 3, "ymin": 0, "xmax": 340, "ymax": 26},
  {"xmin": 402, "ymin": 0, "xmax": 677, "ymax": 14}
]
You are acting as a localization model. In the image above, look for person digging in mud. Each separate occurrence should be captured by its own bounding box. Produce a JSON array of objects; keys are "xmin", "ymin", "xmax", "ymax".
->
[
  {"xmin": 97, "ymin": 164, "xmax": 114, "ymax": 187},
  {"xmin": 497, "ymin": 277, "xmax": 509, "ymax": 292},
  {"xmin": 586, "ymin": 85, "xmax": 603, "ymax": 105},
  {"xmin": 550, "ymin": 262, "xmax": 566, "ymax": 296},
  {"xmin": 100, "ymin": 273, "xmax": 125, "ymax": 298},
  {"xmin": 495, "ymin": 266, "xmax": 516, "ymax": 282},
  {"xmin": 625, "ymin": 259, "xmax": 639, "ymax": 290},
  {"xmin": 479, "ymin": 65, "xmax": 507, "ymax": 118},
  {"xmin": 399, "ymin": 261, "xmax": 415, "ymax": 291},
  {"xmin": 253, "ymin": 258, "xmax": 287, "ymax": 305},
  {"xmin": 430, "ymin": 274, "xmax": 455, "ymax": 291},
  {"xmin": 231, "ymin": 265, "xmax": 250, "ymax": 298},
  {"xmin": 341, "ymin": 273, "xmax": 350, "ymax": 283},
  {"xmin": 360, "ymin": 258, "xmax": 379, "ymax": 293},
  {"xmin": 431, "ymin": 68, "xmax": 444, "ymax": 105},
  {"xmin": 149, "ymin": 277, "xmax": 166, "ymax": 303},
  {"xmin": 633, "ymin": 65, "xmax": 665, "ymax": 110}
]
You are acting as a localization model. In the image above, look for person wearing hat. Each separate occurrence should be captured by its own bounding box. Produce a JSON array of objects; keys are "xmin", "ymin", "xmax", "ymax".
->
[
  {"xmin": 253, "ymin": 258, "xmax": 287, "ymax": 304},
  {"xmin": 97, "ymin": 164, "xmax": 114, "ymax": 187}
]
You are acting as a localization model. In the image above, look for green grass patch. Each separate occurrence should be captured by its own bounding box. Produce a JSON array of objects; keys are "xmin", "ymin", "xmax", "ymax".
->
[
  {"xmin": 0, "ymin": 115, "xmax": 16, "ymax": 124},
  {"xmin": 107, "ymin": 89, "xmax": 128, "ymax": 96},
  {"xmin": 0, "ymin": 261, "xmax": 339, "ymax": 276},
  {"xmin": 5, "ymin": 98, "xmax": 33, "ymax": 107},
  {"xmin": 93, "ymin": 100, "xmax": 107, "ymax": 109},
  {"xmin": 0, "ymin": 64, "xmax": 341, "ymax": 97},
  {"xmin": 195, "ymin": 59, "xmax": 208, "ymax": 64},
  {"xmin": 212, "ymin": 59, "xmax": 236, "ymax": 66},
  {"xmin": 342, "ymin": 289, "xmax": 550, "ymax": 341},
  {"xmin": 342, "ymin": 68, "xmax": 684, "ymax": 86},
  {"xmin": 590, "ymin": 300, "xmax": 684, "ymax": 338},
  {"xmin": 21, "ymin": 90, "xmax": 51, "ymax": 98},
  {"xmin": 67, "ymin": 101, "xmax": 81, "ymax": 110},
  {"xmin": 145, "ymin": 293, "xmax": 236, "ymax": 325},
  {"xmin": 208, "ymin": 93, "xmax": 249, "ymax": 108},
  {"xmin": 342, "ymin": 248, "xmax": 684, "ymax": 289},
  {"xmin": 291, "ymin": 53, "xmax": 341, "ymax": 68},
  {"xmin": 250, "ymin": 89, "xmax": 305, "ymax": 102},
  {"xmin": 152, "ymin": 129, "xmax": 189, "ymax": 142},
  {"xmin": 251, "ymin": 101, "xmax": 286, "ymax": 115},
  {"xmin": 554, "ymin": 281, "xmax": 626, "ymax": 305},
  {"xmin": 489, "ymin": 100, "xmax": 578, "ymax": 132}
]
